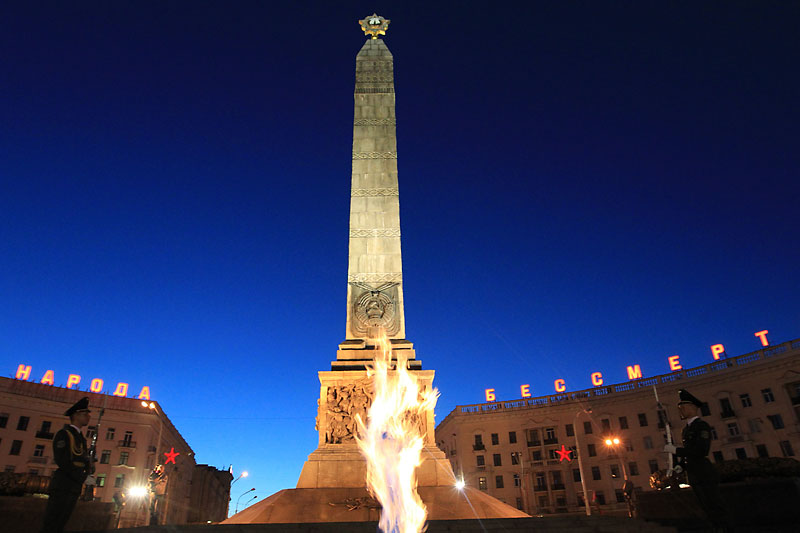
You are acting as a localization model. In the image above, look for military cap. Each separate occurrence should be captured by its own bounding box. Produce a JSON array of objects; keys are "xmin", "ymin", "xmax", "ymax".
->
[
  {"xmin": 677, "ymin": 389, "xmax": 703, "ymax": 408},
  {"xmin": 64, "ymin": 396, "xmax": 91, "ymax": 416}
]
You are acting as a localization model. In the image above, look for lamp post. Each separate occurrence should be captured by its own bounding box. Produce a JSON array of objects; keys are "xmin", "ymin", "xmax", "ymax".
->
[
  {"xmin": 141, "ymin": 401, "xmax": 164, "ymax": 526},
  {"xmin": 574, "ymin": 408, "xmax": 593, "ymax": 516},
  {"xmin": 241, "ymin": 494, "xmax": 258, "ymax": 510},
  {"xmin": 231, "ymin": 471, "xmax": 249, "ymax": 486},
  {"xmin": 605, "ymin": 436, "xmax": 633, "ymax": 516},
  {"xmin": 235, "ymin": 488, "xmax": 255, "ymax": 514},
  {"xmin": 512, "ymin": 451, "xmax": 528, "ymax": 514}
]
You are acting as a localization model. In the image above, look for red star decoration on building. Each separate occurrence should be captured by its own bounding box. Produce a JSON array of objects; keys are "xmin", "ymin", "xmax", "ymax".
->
[
  {"xmin": 163, "ymin": 447, "xmax": 180, "ymax": 465},
  {"xmin": 555, "ymin": 444, "xmax": 572, "ymax": 462}
]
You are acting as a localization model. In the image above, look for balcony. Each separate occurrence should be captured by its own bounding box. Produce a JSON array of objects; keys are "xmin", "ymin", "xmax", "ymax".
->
[
  {"xmin": 720, "ymin": 410, "xmax": 737, "ymax": 419},
  {"xmin": 35, "ymin": 431, "xmax": 54, "ymax": 440},
  {"xmin": 472, "ymin": 444, "xmax": 485, "ymax": 451},
  {"xmin": 534, "ymin": 484, "xmax": 548, "ymax": 492},
  {"xmin": 543, "ymin": 438, "xmax": 558, "ymax": 445},
  {"xmin": 551, "ymin": 484, "xmax": 566, "ymax": 490},
  {"xmin": 118, "ymin": 440, "xmax": 136, "ymax": 448},
  {"xmin": 28, "ymin": 455, "xmax": 49, "ymax": 464},
  {"xmin": 527, "ymin": 441, "xmax": 541, "ymax": 447}
]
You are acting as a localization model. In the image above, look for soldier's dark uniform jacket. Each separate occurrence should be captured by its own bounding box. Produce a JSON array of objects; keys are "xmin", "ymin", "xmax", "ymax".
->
[
  {"xmin": 675, "ymin": 417, "xmax": 718, "ymax": 485},
  {"xmin": 52, "ymin": 425, "xmax": 92, "ymax": 485}
]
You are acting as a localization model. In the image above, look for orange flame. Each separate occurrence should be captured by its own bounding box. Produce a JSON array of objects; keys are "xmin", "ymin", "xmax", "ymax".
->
[{"xmin": 356, "ymin": 331, "xmax": 438, "ymax": 533}]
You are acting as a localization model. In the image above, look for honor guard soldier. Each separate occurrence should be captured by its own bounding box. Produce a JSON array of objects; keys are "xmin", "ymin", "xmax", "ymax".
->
[
  {"xmin": 663, "ymin": 389, "xmax": 730, "ymax": 532},
  {"xmin": 40, "ymin": 397, "xmax": 93, "ymax": 533}
]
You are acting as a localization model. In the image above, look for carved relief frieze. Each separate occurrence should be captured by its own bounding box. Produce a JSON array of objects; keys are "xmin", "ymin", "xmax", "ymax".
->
[
  {"xmin": 352, "ymin": 151, "xmax": 398, "ymax": 159},
  {"xmin": 323, "ymin": 378, "xmax": 374, "ymax": 444},
  {"xmin": 347, "ymin": 272, "xmax": 402, "ymax": 283},
  {"xmin": 351, "ymin": 187, "xmax": 399, "ymax": 197},
  {"xmin": 349, "ymin": 228, "xmax": 401, "ymax": 238},
  {"xmin": 353, "ymin": 118, "xmax": 396, "ymax": 126},
  {"xmin": 348, "ymin": 282, "xmax": 401, "ymax": 337}
]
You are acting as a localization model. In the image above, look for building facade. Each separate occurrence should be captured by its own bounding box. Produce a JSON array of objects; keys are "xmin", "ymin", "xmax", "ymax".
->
[
  {"xmin": 435, "ymin": 337, "xmax": 800, "ymax": 515},
  {"xmin": 0, "ymin": 376, "xmax": 231, "ymax": 527}
]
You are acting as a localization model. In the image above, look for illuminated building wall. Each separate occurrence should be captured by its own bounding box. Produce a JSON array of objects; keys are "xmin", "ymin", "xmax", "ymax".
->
[
  {"xmin": 0, "ymin": 377, "xmax": 230, "ymax": 527},
  {"xmin": 435, "ymin": 338, "xmax": 800, "ymax": 515}
]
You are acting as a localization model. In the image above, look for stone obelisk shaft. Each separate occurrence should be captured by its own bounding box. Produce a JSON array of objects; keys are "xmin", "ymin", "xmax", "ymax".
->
[{"xmin": 344, "ymin": 38, "xmax": 406, "ymax": 344}]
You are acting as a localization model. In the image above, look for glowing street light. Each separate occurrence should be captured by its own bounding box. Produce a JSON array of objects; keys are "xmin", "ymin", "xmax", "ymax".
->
[
  {"xmin": 232, "ymin": 470, "xmax": 249, "ymax": 485},
  {"xmin": 454, "ymin": 479, "xmax": 465, "ymax": 491},
  {"xmin": 604, "ymin": 437, "xmax": 620, "ymax": 446},
  {"xmin": 235, "ymin": 488, "xmax": 255, "ymax": 514},
  {"xmin": 127, "ymin": 486, "xmax": 149, "ymax": 498}
]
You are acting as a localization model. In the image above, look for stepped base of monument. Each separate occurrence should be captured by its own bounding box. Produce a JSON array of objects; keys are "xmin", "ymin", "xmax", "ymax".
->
[
  {"xmin": 110, "ymin": 515, "xmax": 678, "ymax": 533},
  {"xmin": 221, "ymin": 486, "xmax": 527, "ymax": 524}
]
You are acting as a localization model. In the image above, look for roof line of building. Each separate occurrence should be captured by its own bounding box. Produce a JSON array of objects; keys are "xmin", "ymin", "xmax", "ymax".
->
[{"xmin": 438, "ymin": 337, "xmax": 800, "ymax": 426}]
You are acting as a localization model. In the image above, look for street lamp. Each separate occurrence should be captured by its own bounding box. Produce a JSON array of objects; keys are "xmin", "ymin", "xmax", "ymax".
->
[
  {"xmin": 604, "ymin": 435, "xmax": 633, "ymax": 517},
  {"xmin": 241, "ymin": 494, "xmax": 258, "ymax": 510},
  {"xmin": 512, "ymin": 451, "xmax": 527, "ymax": 514},
  {"xmin": 574, "ymin": 407, "xmax": 593, "ymax": 516},
  {"xmin": 604, "ymin": 437, "xmax": 629, "ymax": 481},
  {"xmin": 141, "ymin": 401, "xmax": 164, "ymax": 526},
  {"xmin": 235, "ymin": 488, "xmax": 255, "ymax": 514}
]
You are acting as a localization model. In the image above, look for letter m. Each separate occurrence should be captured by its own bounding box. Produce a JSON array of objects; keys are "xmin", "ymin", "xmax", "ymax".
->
[{"xmin": 626, "ymin": 365, "xmax": 643, "ymax": 380}]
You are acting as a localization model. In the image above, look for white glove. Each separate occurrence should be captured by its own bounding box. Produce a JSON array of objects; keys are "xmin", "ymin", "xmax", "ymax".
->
[{"xmin": 663, "ymin": 444, "xmax": 677, "ymax": 454}]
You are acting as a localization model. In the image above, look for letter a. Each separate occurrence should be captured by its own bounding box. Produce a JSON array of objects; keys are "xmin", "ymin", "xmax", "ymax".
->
[
  {"xmin": 41, "ymin": 370, "xmax": 55, "ymax": 386},
  {"xmin": 138, "ymin": 386, "xmax": 151, "ymax": 400},
  {"xmin": 15, "ymin": 364, "xmax": 32, "ymax": 380},
  {"xmin": 626, "ymin": 365, "xmax": 642, "ymax": 380},
  {"xmin": 113, "ymin": 383, "xmax": 129, "ymax": 397}
]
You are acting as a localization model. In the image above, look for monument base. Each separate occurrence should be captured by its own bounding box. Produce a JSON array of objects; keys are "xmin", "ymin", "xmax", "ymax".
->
[{"xmin": 222, "ymin": 485, "xmax": 528, "ymax": 524}]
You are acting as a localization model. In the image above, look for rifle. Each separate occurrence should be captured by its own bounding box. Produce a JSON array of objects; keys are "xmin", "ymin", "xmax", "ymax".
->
[
  {"xmin": 83, "ymin": 394, "xmax": 107, "ymax": 499},
  {"xmin": 653, "ymin": 385, "xmax": 677, "ymax": 476}
]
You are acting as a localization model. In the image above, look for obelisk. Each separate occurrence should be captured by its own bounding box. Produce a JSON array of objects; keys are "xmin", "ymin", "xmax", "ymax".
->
[{"xmin": 224, "ymin": 16, "xmax": 527, "ymax": 523}]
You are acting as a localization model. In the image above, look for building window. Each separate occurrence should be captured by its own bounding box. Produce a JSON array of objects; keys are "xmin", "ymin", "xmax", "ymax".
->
[
  {"xmin": 700, "ymin": 402, "xmax": 711, "ymax": 416},
  {"xmin": 735, "ymin": 448, "xmax": 747, "ymax": 459},
  {"xmin": 619, "ymin": 416, "xmax": 628, "ymax": 429},
  {"xmin": 551, "ymin": 471, "xmax": 563, "ymax": 489},
  {"xmin": 516, "ymin": 497, "xmax": 522, "ymax": 510},
  {"xmin": 643, "ymin": 436, "xmax": 653, "ymax": 449},
  {"xmin": 628, "ymin": 462, "xmax": 639, "ymax": 476},
  {"xmin": 4, "ymin": 465, "xmax": 15, "ymax": 473},
  {"xmin": 476, "ymin": 455, "xmax": 485, "ymax": 467},
  {"xmin": 712, "ymin": 451, "xmax": 724, "ymax": 463},
  {"xmin": 17, "ymin": 416, "xmax": 29, "ymax": 431},
  {"xmin": 531, "ymin": 450, "xmax": 542, "ymax": 461},
  {"xmin": 493, "ymin": 453, "xmax": 502, "ymax": 467},
  {"xmin": 762, "ymin": 388, "xmax": 775, "ymax": 403},
  {"xmin": 709, "ymin": 426, "xmax": 718, "ymax": 440},
  {"xmin": 768, "ymin": 414, "xmax": 785, "ymax": 430},
  {"xmin": 601, "ymin": 419, "xmax": 611, "ymax": 432},
  {"xmin": 638, "ymin": 413, "xmax": 648, "ymax": 427},
  {"xmin": 478, "ymin": 477, "xmax": 487, "ymax": 491},
  {"xmin": 119, "ymin": 452, "xmax": 129, "ymax": 465},
  {"xmin": 719, "ymin": 398, "xmax": 735, "ymax": 418},
  {"xmin": 610, "ymin": 464, "xmax": 620, "ymax": 478},
  {"xmin": 595, "ymin": 491, "xmax": 606, "ymax": 505},
  {"xmin": 535, "ymin": 472, "xmax": 547, "ymax": 490},
  {"xmin": 495, "ymin": 475, "xmax": 504, "ymax": 489},
  {"xmin": 544, "ymin": 427, "xmax": 557, "ymax": 443},
  {"xmin": 0, "ymin": 413, "xmax": 8, "ymax": 428},
  {"xmin": 491, "ymin": 433, "xmax": 499, "ymax": 446},
  {"xmin": 748, "ymin": 419, "xmax": 762, "ymax": 433},
  {"xmin": 587, "ymin": 444, "xmax": 596, "ymax": 457},
  {"xmin": 513, "ymin": 473, "xmax": 520, "ymax": 487},
  {"xmin": 511, "ymin": 453, "xmax": 519, "ymax": 465},
  {"xmin": 648, "ymin": 459, "xmax": 659, "ymax": 473},
  {"xmin": 39, "ymin": 421, "xmax": 52, "ymax": 434},
  {"xmin": 615, "ymin": 489, "xmax": 625, "ymax": 503},
  {"xmin": 527, "ymin": 429, "xmax": 540, "ymax": 446},
  {"xmin": 106, "ymin": 428, "xmax": 116, "ymax": 440},
  {"xmin": 565, "ymin": 423, "xmax": 574, "ymax": 437},
  {"xmin": 624, "ymin": 439, "xmax": 634, "ymax": 452},
  {"xmin": 583, "ymin": 421, "xmax": 592, "ymax": 434},
  {"xmin": 591, "ymin": 466, "xmax": 601, "ymax": 480},
  {"xmin": 508, "ymin": 431, "xmax": 517, "ymax": 444},
  {"xmin": 114, "ymin": 474, "xmax": 125, "ymax": 488},
  {"xmin": 756, "ymin": 444, "xmax": 769, "ymax": 458},
  {"xmin": 100, "ymin": 450, "xmax": 111, "ymax": 464},
  {"xmin": 740, "ymin": 393, "xmax": 752, "ymax": 408},
  {"xmin": 97, "ymin": 474, "xmax": 106, "ymax": 487},
  {"xmin": 29, "ymin": 468, "xmax": 39, "ymax": 475},
  {"xmin": 10, "ymin": 440, "xmax": 22, "ymax": 455},
  {"xmin": 573, "ymin": 468, "xmax": 581, "ymax": 482},
  {"xmin": 122, "ymin": 431, "xmax": 133, "ymax": 446},
  {"xmin": 727, "ymin": 422, "xmax": 740, "ymax": 436},
  {"xmin": 548, "ymin": 448, "xmax": 559, "ymax": 460},
  {"xmin": 780, "ymin": 440, "xmax": 794, "ymax": 457},
  {"xmin": 33, "ymin": 444, "xmax": 45, "ymax": 457},
  {"xmin": 556, "ymin": 496, "xmax": 567, "ymax": 508}
]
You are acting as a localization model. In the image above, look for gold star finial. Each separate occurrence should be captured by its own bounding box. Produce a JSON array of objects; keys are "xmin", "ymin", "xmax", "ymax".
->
[{"xmin": 359, "ymin": 13, "xmax": 390, "ymax": 40}]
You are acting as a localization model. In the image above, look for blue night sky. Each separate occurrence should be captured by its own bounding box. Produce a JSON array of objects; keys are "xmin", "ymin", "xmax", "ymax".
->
[{"xmin": 1, "ymin": 1, "xmax": 798, "ymax": 510}]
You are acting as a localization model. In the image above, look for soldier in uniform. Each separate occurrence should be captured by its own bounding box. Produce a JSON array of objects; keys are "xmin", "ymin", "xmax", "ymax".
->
[
  {"xmin": 40, "ymin": 397, "xmax": 92, "ymax": 533},
  {"xmin": 663, "ymin": 389, "xmax": 730, "ymax": 532}
]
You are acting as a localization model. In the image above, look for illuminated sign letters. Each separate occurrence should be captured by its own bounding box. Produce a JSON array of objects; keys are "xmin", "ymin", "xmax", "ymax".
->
[
  {"xmin": 13, "ymin": 364, "xmax": 151, "ymax": 400},
  {"xmin": 626, "ymin": 365, "xmax": 643, "ymax": 380},
  {"xmin": 591, "ymin": 372, "xmax": 603, "ymax": 386},
  {"xmin": 520, "ymin": 384, "xmax": 531, "ymax": 398},
  {"xmin": 554, "ymin": 379, "xmax": 566, "ymax": 393},
  {"xmin": 668, "ymin": 355, "xmax": 682, "ymax": 371},
  {"xmin": 754, "ymin": 330, "xmax": 769, "ymax": 347},
  {"xmin": 485, "ymin": 388, "xmax": 496, "ymax": 402},
  {"xmin": 710, "ymin": 344, "xmax": 725, "ymax": 360}
]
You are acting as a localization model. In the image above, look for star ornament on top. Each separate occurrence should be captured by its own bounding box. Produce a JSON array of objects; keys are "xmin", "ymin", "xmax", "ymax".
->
[
  {"xmin": 555, "ymin": 444, "xmax": 573, "ymax": 462},
  {"xmin": 359, "ymin": 13, "xmax": 390, "ymax": 39}
]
